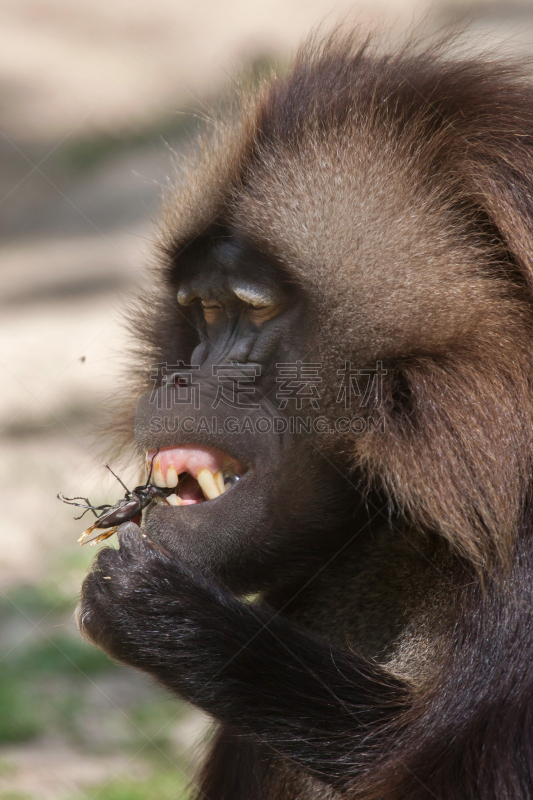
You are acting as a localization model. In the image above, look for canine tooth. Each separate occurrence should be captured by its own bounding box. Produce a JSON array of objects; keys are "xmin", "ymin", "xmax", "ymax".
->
[
  {"xmin": 153, "ymin": 458, "xmax": 166, "ymax": 488},
  {"xmin": 166, "ymin": 464, "xmax": 178, "ymax": 488},
  {"xmin": 197, "ymin": 468, "xmax": 222, "ymax": 500},
  {"xmin": 214, "ymin": 470, "xmax": 225, "ymax": 494},
  {"xmin": 166, "ymin": 493, "xmax": 182, "ymax": 506}
]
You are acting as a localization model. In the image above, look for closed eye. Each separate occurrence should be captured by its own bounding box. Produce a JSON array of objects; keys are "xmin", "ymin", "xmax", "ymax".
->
[
  {"xmin": 199, "ymin": 298, "xmax": 282, "ymax": 326},
  {"xmin": 247, "ymin": 303, "xmax": 281, "ymax": 325}
]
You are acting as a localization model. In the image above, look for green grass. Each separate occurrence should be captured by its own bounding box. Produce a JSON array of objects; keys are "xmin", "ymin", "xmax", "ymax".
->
[
  {"xmin": 0, "ymin": 675, "xmax": 42, "ymax": 743},
  {"xmin": 0, "ymin": 633, "xmax": 112, "ymax": 746},
  {"xmin": 128, "ymin": 698, "xmax": 186, "ymax": 755},
  {"xmin": 0, "ymin": 545, "xmax": 193, "ymax": 800},
  {"xmin": 75, "ymin": 771, "xmax": 191, "ymax": 800},
  {"xmin": 0, "ymin": 632, "xmax": 186, "ymax": 746},
  {"xmin": 10, "ymin": 633, "xmax": 113, "ymax": 677},
  {"xmin": 0, "ymin": 792, "xmax": 33, "ymax": 800},
  {"xmin": 0, "ymin": 555, "xmax": 113, "ymax": 745},
  {"xmin": 0, "ymin": 547, "xmax": 97, "ymax": 621}
]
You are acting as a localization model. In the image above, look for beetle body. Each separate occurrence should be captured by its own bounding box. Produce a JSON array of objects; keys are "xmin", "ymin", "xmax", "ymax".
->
[
  {"xmin": 57, "ymin": 453, "xmax": 170, "ymax": 545},
  {"xmin": 93, "ymin": 486, "xmax": 170, "ymax": 529}
]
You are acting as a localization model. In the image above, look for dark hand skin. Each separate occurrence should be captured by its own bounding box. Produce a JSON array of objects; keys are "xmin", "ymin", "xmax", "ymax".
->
[{"xmin": 79, "ymin": 523, "xmax": 407, "ymax": 785}]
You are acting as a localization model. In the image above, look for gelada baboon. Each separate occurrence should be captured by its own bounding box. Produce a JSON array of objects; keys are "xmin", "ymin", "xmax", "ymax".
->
[{"xmin": 77, "ymin": 30, "xmax": 533, "ymax": 799}]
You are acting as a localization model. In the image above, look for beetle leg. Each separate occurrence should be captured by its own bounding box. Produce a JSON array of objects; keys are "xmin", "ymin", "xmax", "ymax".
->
[
  {"xmin": 58, "ymin": 493, "xmax": 113, "ymax": 520},
  {"xmin": 58, "ymin": 494, "xmax": 92, "ymax": 506},
  {"xmin": 77, "ymin": 504, "xmax": 114, "ymax": 520},
  {"xmin": 63, "ymin": 495, "xmax": 94, "ymax": 506},
  {"xmin": 78, "ymin": 525, "xmax": 120, "ymax": 546},
  {"xmin": 78, "ymin": 522, "xmax": 99, "ymax": 544},
  {"xmin": 88, "ymin": 526, "xmax": 119, "ymax": 546}
]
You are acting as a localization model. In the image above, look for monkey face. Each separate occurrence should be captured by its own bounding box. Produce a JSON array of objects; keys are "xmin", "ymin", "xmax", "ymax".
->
[
  {"xmin": 134, "ymin": 235, "xmax": 361, "ymax": 592},
  {"xmin": 124, "ymin": 32, "xmax": 533, "ymax": 590}
]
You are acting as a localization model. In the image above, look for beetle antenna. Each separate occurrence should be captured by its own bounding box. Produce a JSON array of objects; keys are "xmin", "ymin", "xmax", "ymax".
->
[
  {"xmin": 146, "ymin": 448, "xmax": 160, "ymax": 486},
  {"xmin": 104, "ymin": 464, "xmax": 130, "ymax": 493}
]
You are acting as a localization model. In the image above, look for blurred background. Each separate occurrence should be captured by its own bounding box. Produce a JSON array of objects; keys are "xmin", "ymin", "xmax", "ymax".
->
[{"xmin": 1, "ymin": 1, "xmax": 532, "ymax": 798}]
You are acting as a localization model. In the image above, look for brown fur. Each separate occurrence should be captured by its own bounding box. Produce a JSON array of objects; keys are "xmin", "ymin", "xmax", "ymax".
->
[{"xmin": 111, "ymin": 28, "xmax": 533, "ymax": 799}]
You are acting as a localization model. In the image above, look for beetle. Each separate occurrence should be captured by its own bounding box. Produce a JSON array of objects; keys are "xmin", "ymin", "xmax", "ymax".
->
[{"xmin": 57, "ymin": 451, "xmax": 171, "ymax": 546}]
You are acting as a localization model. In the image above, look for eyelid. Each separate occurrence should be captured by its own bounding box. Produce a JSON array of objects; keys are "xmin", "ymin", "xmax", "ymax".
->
[
  {"xmin": 233, "ymin": 286, "xmax": 280, "ymax": 308},
  {"xmin": 177, "ymin": 290, "xmax": 196, "ymax": 306},
  {"xmin": 247, "ymin": 303, "xmax": 282, "ymax": 324}
]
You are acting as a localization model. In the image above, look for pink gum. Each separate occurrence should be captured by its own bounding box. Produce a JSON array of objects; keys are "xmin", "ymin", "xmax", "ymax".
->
[{"xmin": 146, "ymin": 445, "xmax": 240, "ymax": 479}]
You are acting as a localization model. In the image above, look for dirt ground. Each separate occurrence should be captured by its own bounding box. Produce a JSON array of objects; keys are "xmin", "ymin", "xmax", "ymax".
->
[{"xmin": 1, "ymin": 1, "xmax": 533, "ymax": 797}]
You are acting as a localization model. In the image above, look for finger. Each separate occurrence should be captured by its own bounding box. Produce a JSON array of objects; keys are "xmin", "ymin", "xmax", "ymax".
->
[
  {"xmin": 117, "ymin": 521, "xmax": 146, "ymax": 551},
  {"xmin": 117, "ymin": 522, "xmax": 171, "ymax": 558},
  {"xmin": 92, "ymin": 545, "xmax": 121, "ymax": 573}
]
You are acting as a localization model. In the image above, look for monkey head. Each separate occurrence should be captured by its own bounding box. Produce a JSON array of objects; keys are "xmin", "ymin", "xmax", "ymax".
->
[{"xmin": 128, "ymin": 35, "xmax": 533, "ymax": 591}]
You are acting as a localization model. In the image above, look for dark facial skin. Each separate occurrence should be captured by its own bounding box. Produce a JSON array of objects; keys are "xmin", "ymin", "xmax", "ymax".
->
[{"xmin": 134, "ymin": 235, "xmax": 365, "ymax": 593}]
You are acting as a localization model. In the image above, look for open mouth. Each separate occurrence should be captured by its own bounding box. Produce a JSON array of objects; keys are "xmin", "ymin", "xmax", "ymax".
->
[{"xmin": 146, "ymin": 445, "xmax": 247, "ymax": 506}]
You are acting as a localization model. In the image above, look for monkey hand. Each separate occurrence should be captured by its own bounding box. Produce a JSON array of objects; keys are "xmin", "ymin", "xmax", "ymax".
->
[
  {"xmin": 77, "ymin": 521, "xmax": 203, "ymax": 668},
  {"xmin": 78, "ymin": 520, "xmax": 408, "ymax": 772}
]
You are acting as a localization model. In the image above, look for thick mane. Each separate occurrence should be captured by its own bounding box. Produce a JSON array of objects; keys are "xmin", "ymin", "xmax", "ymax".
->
[{"xmin": 83, "ymin": 28, "xmax": 533, "ymax": 800}]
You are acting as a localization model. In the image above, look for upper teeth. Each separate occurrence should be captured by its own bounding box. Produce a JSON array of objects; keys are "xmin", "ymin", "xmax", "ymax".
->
[
  {"xmin": 197, "ymin": 469, "xmax": 222, "ymax": 500},
  {"xmin": 150, "ymin": 457, "xmax": 236, "ymax": 500},
  {"xmin": 153, "ymin": 459, "xmax": 166, "ymax": 488},
  {"xmin": 166, "ymin": 464, "xmax": 178, "ymax": 487}
]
